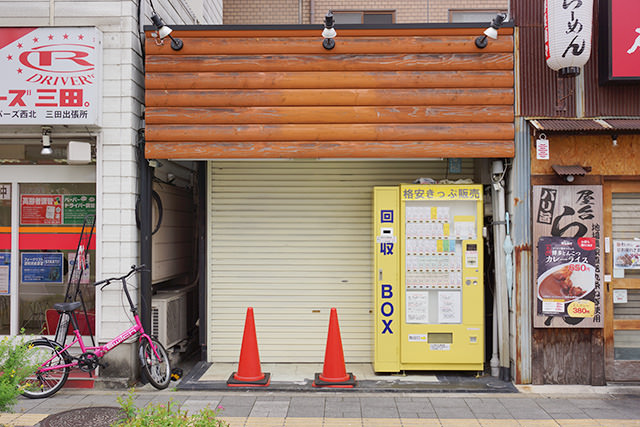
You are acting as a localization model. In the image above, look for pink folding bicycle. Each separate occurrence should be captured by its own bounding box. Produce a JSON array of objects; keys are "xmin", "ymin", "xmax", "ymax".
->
[{"xmin": 22, "ymin": 265, "xmax": 171, "ymax": 398}]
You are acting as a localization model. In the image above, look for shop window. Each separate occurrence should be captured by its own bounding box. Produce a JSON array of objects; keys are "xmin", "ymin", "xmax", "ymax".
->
[
  {"xmin": 0, "ymin": 184, "xmax": 10, "ymax": 334},
  {"xmin": 611, "ymin": 193, "xmax": 640, "ymax": 361},
  {"xmin": 0, "ymin": 140, "xmax": 94, "ymax": 165},
  {"xmin": 449, "ymin": 9, "xmax": 506, "ymax": 23},
  {"xmin": 18, "ymin": 183, "xmax": 96, "ymax": 334},
  {"xmin": 333, "ymin": 11, "xmax": 395, "ymax": 25}
]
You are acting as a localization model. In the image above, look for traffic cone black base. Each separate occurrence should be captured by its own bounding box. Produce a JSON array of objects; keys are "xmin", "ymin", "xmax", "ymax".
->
[
  {"xmin": 313, "ymin": 308, "xmax": 356, "ymax": 388},
  {"xmin": 312, "ymin": 372, "xmax": 356, "ymax": 388},
  {"xmin": 226, "ymin": 307, "xmax": 270, "ymax": 387},
  {"xmin": 227, "ymin": 372, "xmax": 271, "ymax": 387}
]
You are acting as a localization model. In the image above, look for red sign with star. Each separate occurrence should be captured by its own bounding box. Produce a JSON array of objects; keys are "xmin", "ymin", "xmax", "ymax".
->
[{"xmin": 0, "ymin": 27, "xmax": 102, "ymax": 124}]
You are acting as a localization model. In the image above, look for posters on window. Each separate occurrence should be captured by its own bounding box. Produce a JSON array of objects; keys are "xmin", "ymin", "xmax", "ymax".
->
[
  {"xmin": 613, "ymin": 240, "xmax": 640, "ymax": 269},
  {"xmin": 0, "ymin": 253, "xmax": 9, "ymax": 294},
  {"xmin": 20, "ymin": 194, "xmax": 95, "ymax": 225},
  {"xmin": 21, "ymin": 195, "xmax": 62, "ymax": 225},
  {"xmin": 21, "ymin": 252, "xmax": 64, "ymax": 284},
  {"xmin": 533, "ymin": 185, "xmax": 603, "ymax": 328},
  {"xmin": 68, "ymin": 250, "xmax": 90, "ymax": 285}
]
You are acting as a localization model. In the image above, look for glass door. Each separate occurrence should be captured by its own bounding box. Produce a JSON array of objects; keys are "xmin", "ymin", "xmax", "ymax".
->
[
  {"xmin": 604, "ymin": 181, "xmax": 640, "ymax": 381},
  {"xmin": 18, "ymin": 183, "xmax": 96, "ymax": 335},
  {"xmin": 0, "ymin": 183, "xmax": 10, "ymax": 334},
  {"xmin": 0, "ymin": 166, "xmax": 95, "ymax": 336}
]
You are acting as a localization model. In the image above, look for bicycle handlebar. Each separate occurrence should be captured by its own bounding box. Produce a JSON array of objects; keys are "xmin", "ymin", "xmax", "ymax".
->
[{"xmin": 93, "ymin": 264, "xmax": 147, "ymax": 288}]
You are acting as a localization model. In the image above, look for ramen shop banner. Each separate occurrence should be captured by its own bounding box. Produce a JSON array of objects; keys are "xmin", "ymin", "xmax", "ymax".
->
[{"xmin": 533, "ymin": 185, "xmax": 604, "ymax": 328}]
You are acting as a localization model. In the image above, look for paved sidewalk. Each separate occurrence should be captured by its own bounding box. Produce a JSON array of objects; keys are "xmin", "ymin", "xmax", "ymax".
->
[{"xmin": 2, "ymin": 384, "xmax": 640, "ymax": 426}]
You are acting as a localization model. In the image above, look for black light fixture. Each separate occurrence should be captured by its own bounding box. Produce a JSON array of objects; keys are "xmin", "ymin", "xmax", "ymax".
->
[
  {"xmin": 612, "ymin": 134, "xmax": 618, "ymax": 147},
  {"xmin": 151, "ymin": 13, "xmax": 183, "ymax": 51},
  {"xmin": 475, "ymin": 13, "xmax": 507, "ymax": 49},
  {"xmin": 41, "ymin": 126, "xmax": 53, "ymax": 156},
  {"xmin": 322, "ymin": 11, "xmax": 336, "ymax": 50}
]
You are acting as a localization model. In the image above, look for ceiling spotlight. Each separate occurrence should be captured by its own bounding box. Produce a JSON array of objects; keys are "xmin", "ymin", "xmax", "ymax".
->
[
  {"xmin": 322, "ymin": 11, "xmax": 336, "ymax": 50},
  {"xmin": 151, "ymin": 13, "xmax": 183, "ymax": 51},
  {"xmin": 41, "ymin": 126, "xmax": 53, "ymax": 156},
  {"xmin": 475, "ymin": 13, "xmax": 507, "ymax": 49}
]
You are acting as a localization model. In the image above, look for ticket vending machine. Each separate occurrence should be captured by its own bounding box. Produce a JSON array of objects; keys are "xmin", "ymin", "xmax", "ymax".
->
[{"xmin": 373, "ymin": 184, "xmax": 484, "ymax": 372}]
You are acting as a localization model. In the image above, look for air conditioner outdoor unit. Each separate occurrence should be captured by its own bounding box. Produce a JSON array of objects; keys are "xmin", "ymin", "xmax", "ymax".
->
[{"xmin": 151, "ymin": 291, "xmax": 187, "ymax": 348}]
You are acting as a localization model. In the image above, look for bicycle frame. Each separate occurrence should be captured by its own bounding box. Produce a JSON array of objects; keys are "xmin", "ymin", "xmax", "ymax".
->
[
  {"xmin": 38, "ymin": 271, "xmax": 163, "ymax": 374},
  {"xmin": 39, "ymin": 312, "xmax": 161, "ymax": 373}
]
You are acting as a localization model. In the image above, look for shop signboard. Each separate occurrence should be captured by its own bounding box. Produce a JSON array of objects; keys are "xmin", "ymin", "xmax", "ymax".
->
[
  {"xmin": 21, "ymin": 252, "xmax": 64, "ymax": 284},
  {"xmin": 0, "ymin": 27, "xmax": 102, "ymax": 124},
  {"xmin": 533, "ymin": 185, "xmax": 604, "ymax": 328},
  {"xmin": 599, "ymin": 0, "xmax": 640, "ymax": 83}
]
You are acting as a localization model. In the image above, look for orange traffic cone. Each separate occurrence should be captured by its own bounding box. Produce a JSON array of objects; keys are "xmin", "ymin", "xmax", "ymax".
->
[
  {"xmin": 227, "ymin": 307, "xmax": 270, "ymax": 387},
  {"xmin": 313, "ymin": 308, "xmax": 356, "ymax": 388}
]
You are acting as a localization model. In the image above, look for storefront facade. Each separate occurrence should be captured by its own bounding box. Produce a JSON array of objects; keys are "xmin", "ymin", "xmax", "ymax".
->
[
  {"xmin": 514, "ymin": 0, "xmax": 640, "ymax": 384},
  {"xmin": 0, "ymin": 0, "xmax": 222, "ymax": 384},
  {"xmin": 144, "ymin": 24, "xmax": 515, "ymax": 364},
  {"xmin": 0, "ymin": 26, "xmax": 101, "ymax": 338}
]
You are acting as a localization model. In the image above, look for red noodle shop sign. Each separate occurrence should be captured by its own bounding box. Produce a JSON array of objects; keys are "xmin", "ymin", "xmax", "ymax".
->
[
  {"xmin": 533, "ymin": 185, "xmax": 603, "ymax": 328},
  {"xmin": 0, "ymin": 27, "xmax": 102, "ymax": 124},
  {"xmin": 599, "ymin": 0, "xmax": 640, "ymax": 82}
]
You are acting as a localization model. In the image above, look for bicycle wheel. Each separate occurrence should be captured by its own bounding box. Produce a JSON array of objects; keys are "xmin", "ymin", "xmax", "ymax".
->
[
  {"xmin": 21, "ymin": 339, "xmax": 70, "ymax": 399},
  {"xmin": 140, "ymin": 337, "xmax": 171, "ymax": 389}
]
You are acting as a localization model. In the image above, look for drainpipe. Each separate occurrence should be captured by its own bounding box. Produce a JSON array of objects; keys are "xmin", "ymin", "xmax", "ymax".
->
[
  {"xmin": 490, "ymin": 302, "xmax": 499, "ymax": 376},
  {"xmin": 138, "ymin": 130, "xmax": 152, "ymax": 334},
  {"xmin": 299, "ymin": 0, "xmax": 303, "ymax": 24},
  {"xmin": 197, "ymin": 162, "xmax": 208, "ymax": 360},
  {"xmin": 491, "ymin": 160, "xmax": 511, "ymax": 380},
  {"xmin": 310, "ymin": 0, "xmax": 314, "ymax": 23}
]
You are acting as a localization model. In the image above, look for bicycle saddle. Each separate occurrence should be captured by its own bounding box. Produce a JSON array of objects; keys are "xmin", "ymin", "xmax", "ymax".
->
[{"xmin": 53, "ymin": 301, "xmax": 82, "ymax": 313}]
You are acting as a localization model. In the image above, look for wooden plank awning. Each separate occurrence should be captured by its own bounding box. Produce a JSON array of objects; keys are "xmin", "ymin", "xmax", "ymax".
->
[{"xmin": 144, "ymin": 26, "xmax": 515, "ymax": 159}]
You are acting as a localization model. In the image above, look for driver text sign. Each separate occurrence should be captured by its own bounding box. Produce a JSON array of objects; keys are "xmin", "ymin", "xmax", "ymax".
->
[{"xmin": 0, "ymin": 27, "xmax": 102, "ymax": 124}]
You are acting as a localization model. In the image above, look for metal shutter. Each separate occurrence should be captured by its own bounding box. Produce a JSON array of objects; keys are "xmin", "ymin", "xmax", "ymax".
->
[
  {"xmin": 612, "ymin": 193, "xmax": 640, "ymax": 280},
  {"xmin": 612, "ymin": 193, "xmax": 640, "ymax": 358},
  {"xmin": 208, "ymin": 160, "xmax": 472, "ymax": 362}
]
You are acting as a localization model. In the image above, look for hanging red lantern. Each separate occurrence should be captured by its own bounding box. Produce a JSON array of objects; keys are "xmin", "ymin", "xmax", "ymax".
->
[{"xmin": 544, "ymin": 0, "xmax": 594, "ymax": 77}]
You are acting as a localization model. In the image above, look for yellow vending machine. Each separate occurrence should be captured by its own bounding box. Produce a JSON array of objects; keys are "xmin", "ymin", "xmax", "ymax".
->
[{"xmin": 373, "ymin": 184, "xmax": 484, "ymax": 372}]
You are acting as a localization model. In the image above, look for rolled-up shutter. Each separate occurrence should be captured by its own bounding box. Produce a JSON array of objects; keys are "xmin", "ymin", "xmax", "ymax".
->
[
  {"xmin": 612, "ymin": 193, "xmax": 640, "ymax": 360},
  {"xmin": 208, "ymin": 159, "xmax": 473, "ymax": 362}
]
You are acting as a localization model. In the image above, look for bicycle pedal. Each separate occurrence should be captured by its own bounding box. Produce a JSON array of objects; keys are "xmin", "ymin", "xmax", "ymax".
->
[{"xmin": 99, "ymin": 361, "xmax": 109, "ymax": 369}]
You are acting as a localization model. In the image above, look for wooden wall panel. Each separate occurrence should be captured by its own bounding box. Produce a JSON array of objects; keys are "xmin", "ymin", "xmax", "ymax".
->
[
  {"xmin": 145, "ymin": 26, "xmax": 515, "ymax": 159},
  {"xmin": 146, "ymin": 106, "xmax": 513, "ymax": 124},
  {"xmin": 146, "ymin": 53, "xmax": 513, "ymax": 72},
  {"xmin": 531, "ymin": 134, "xmax": 640, "ymax": 176}
]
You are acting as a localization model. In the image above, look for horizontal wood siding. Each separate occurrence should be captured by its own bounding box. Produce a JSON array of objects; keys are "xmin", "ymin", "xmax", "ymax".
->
[{"xmin": 145, "ymin": 27, "xmax": 514, "ymax": 159}]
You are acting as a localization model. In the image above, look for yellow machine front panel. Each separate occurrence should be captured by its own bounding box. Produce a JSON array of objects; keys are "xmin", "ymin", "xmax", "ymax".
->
[{"xmin": 398, "ymin": 184, "xmax": 484, "ymax": 370}]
